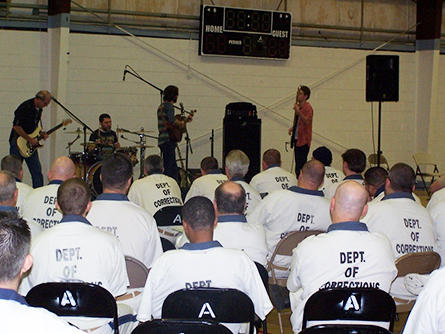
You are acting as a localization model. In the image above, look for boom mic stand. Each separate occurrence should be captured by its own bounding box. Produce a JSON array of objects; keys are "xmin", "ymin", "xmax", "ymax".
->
[{"xmin": 51, "ymin": 96, "xmax": 94, "ymax": 180}]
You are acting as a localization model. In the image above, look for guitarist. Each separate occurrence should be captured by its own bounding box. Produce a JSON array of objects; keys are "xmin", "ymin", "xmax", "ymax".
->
[
  {"xmin": 157, "ymin": 85, "xmax": 183, "ymax": 181},
  {"xmin": 287, "ymin": 85, "xmax": 313, "ymax": 177},
  {"xmin": 8, "ymin": 90, "xmax": 51, "ymax": 188}
]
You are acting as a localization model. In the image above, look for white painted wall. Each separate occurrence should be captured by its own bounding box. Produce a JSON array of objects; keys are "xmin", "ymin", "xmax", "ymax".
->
[{"xmin": 1, "ymin": 29, "xmax": 444, "ymax": 185}]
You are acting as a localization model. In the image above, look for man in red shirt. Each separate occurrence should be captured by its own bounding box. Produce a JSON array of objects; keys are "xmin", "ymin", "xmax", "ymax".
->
[{"xmin": 288, "ymin": 85, "xmax": 313, "ymax": 177}]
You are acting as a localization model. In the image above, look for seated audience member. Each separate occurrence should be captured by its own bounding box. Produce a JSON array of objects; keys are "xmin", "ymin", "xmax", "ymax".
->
[
  {"xmin": 249, "ymin": 148, "xmax": 298, "ymax": 197},
  {"xmin": 249, "ymin": 159, "xmax": 331, "ymax": 278},
  {"xmin": 87, "ymin": 154, "xmax": 163, "ymax": 269},
  {"xmin": 361, "ymin": 163, "xmax": 436, "ymax": 301},
  {"xmin": 341, "ymin": 148, "xmax": 366, "ymax": 184},
  {"xmin": 427, "ymin": 186, "xmax": 445, "ymax": 210},
  {"xmin": 137, "ymin": 197, "xmax": 272, "ymax": 334},
  {"xmin": 403, "ymin": 266, "xmax": 445, "ymax": 334},
  {"xmin": 427, "ymin": 199, "xmax": 445, "ymax": 265},
  {"xmin": 184, "ymin": 157, "xmax": 227, "ymax": 202},
  {"xmin": 177, "ymin": 182, "xmax": 268, "ymax": 266},
  {"xmin": 21, "ymin": 156, "xmax": 76, "ymax": 229},
  {"xmin": 0, "ymin": 216, "xmax": 83, "ymax": 334},
  {"xmin": 287, "ymin": 181, "xmax": 397, "ymax": 333},
  {"xmin": 20, "ymin": 178, "xmax": 135, "ymax": 334},
  {"xmin": 128, "ymin": 154, "xmax": 182, "ymax": 216},
  {"xmin": 0, "ymin": 171, "xmax": 42, "ymax": 238},
  {"xmin": 311, "ymin": 146, "xmax": 344, "ymax": 199},
  {"xmin": 225, "ymin": 150, "xmax": 261, "ymax": 216},
  {"xmin": 1, "ymin": 154, "xmax": 32, "ymax": 215},
  {"xmin": 128, "ymin": 155, "xmax": 183, "ymax": 243},
  {"xmin": 364, "ymin": 167, "xmax": 388, "ymax": 203}
]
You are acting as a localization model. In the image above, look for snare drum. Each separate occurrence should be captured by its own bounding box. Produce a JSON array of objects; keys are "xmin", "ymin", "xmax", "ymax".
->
[
  {"xmin": 87, "ymin": 161, "xmax": 103, "ymax": 196},
  {"xmin": 69, "ymin": 152, "xmax": 96, "ymax": 179},
  {"xmin": 116, "ymin": 147, "xmax": 138, "ymax": 166}
]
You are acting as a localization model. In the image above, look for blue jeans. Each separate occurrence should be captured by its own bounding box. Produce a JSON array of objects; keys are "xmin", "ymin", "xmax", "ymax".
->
[
  {"xmin": 159, "ymin": 141, "xmax": 178, "ymax": 182},
  {"xmin": 10, "ymin": 141, "xmax": 43, "ymax": 188}
]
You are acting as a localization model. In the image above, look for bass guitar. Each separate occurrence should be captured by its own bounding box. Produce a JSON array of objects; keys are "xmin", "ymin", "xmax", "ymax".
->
[{"xmin": 16, "ymin": 119, "xmax": 72, "ymax": 158}]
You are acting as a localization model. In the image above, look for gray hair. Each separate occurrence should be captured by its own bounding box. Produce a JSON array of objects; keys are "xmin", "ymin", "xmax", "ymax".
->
[
  {"xmin": 225, "ymin": 150, "xmax": 250, "ymax": 178},
  {"xmin": 0, "ymin": 171, "xmax": 17, "ymax": 203}
]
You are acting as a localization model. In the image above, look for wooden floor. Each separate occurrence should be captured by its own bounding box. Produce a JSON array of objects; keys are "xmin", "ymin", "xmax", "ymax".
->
[{"xmin": 261, "ymin": 189, "xmax": 430, "ymax": 334}]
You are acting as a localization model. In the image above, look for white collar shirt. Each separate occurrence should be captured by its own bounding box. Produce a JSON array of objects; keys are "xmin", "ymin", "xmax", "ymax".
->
[
  {"xmin": 0, "ymin": 288, "xmax": 84, "ymax": 334},
  {"xmin": 137, "ymin": 241, "xmax": 272, "ymax": 334},
  {"xmin": 248, "ymin": 186, "xmax": 331, "ymax": 278},
  {"xmin": 16, "ymin": 180, "xmax": 33, "ymax": 216},
  {"xmin": 232, "ymin": 178, "xmax": 262, "ymax": 216},
  {"xmin": 249, "ymin": 165, "xmax": 298, "ymax": 197},
  {"xmin": 20, "ymin": 214, "xmax": 129, "ymax": 330},
  {"xmin": 286, "ymin": 222, "xmax": 397, "ymax": 333},
  {"xmin": 87, "ymin": 193, "xmax": 163, "ymax": 269},
  {"xmin": 428, "ymin": 201, "xmax": 445, "ymax": 266},
  {"xmin": 184, "ymin": 172, "xmax": 228, "ymax": 202},
  {"xmin": 21, "ymin": 180, "xmax": 63, "ymax": 229},
  {"xmin": 319, "ymin": 166, "xmax": 345, "ymax": 199},
  {"xmin": 427, "ymin": 187, "xmax": 445, "ymax": 210},
  {"xmin": 403, "ymin": 266, "xmax": 445, "ymax": 334},
  {"xmin": 128, "ymin": 174, "xmax": 183, "ymax": 216},
  {"xmin": 361, "ymin": 192, "xmax": 436, "ymax": 299}
]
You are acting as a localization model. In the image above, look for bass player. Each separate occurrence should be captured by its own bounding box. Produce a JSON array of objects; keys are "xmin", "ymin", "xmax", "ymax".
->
[
  {"xmin": 157, "ymin": 85, "xmax": 193, "ymax": 182},
  {"xmin": 9, "ymin": 90, "xmax": 51, "ymax": 188}
]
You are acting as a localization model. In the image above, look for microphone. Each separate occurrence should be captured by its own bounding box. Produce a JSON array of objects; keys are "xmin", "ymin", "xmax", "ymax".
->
[{"xmin": 122, "ymin": 70, "xmax": 127, "ymax": 81}]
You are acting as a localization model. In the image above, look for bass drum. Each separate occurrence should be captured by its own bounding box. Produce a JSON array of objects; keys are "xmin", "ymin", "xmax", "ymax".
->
[{"xmin": 86, "ymin": 161, "xmax": 103, "ymax": 197}]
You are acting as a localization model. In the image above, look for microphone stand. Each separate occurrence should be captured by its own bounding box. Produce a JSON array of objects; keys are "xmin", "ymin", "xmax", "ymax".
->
[
  {"xmin": 124, "ymin": 67, "xmax": 163, "ymax": 105},
  {"xmin": 210, "ymin": 129, "xmax": 214, "ymax": 158},
  {"xmin": 51, "ymin": 96, "xmax": 94, "ymax": 180}
]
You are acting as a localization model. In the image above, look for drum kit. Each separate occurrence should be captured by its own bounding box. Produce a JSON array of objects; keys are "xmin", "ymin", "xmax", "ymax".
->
[{"xmin": 66, "ymin": 127, "xmax": 155, "ymax": 196}]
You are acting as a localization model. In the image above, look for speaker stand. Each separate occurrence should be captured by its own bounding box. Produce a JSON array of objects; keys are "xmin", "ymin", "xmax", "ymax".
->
[{"xmin": 377, "ymin": 101, "xmax": 383, "ymax": 167}]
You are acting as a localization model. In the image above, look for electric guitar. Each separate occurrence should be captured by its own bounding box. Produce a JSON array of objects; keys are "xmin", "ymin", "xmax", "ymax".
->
[
  {"xmin": 167, "ymin": 103, "xmax": 196, "ymax": 143},
  {"xmin": 16, "ymin": 119, "xmax": 72, "ymax": 158}
]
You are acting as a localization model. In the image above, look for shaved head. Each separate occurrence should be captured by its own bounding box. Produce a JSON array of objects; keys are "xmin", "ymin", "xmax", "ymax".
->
[
  {"xmin": 48, "ymin": 156, "xmax": 76, "ymax": 182},
  {"xmin": 299, "ymin": 159, "xmax": 325, "ymax": 190},
  {"xmin": 331, "ymin": 181, "xmax": 369, "ymax": 223}
]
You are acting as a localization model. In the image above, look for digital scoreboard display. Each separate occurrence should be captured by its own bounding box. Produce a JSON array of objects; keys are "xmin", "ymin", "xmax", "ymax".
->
[{"xmin": 199, "ymin": 5, "xmax": 292, "ymax": 60}]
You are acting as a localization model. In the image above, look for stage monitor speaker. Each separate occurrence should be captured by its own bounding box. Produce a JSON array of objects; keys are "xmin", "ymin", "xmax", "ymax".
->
[
  {"xmin": 223, "ymin": 117, "xmax": 261, "ymax": 183},
  {"xmin": 366, "ymin": 55, "xmax": 399, "ymax": 102}
]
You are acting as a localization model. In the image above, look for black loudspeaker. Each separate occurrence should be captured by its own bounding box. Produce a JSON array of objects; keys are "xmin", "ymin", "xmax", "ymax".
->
[
  {"xmin": 223, "ymin": 117, "xmax": 261, "ymax": 183},
  {"xmin": 366, "ymin": 55, "xmax": 399, "ymax": 102}
]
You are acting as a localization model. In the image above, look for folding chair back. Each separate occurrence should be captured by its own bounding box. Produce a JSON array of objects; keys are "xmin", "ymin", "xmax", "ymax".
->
[
  {"xmin": 413, "ymin": 152, "xmax": 443, "ymax": 196},
  {"xmin": 26, "ymin": 282, "xmax": 119, "ymax": 334},
  {"xmin": 302, "ymin": 288, "xmax": 396, "ymax": 331},
  {"xmin": 125, "ymin": 255, "xmax": 149, "ymax": 289},
  {"xmin": 368, "ymin": 154, "xmax": 389, "ymax": 170},
  {"xmin": 153, "ymin": 206, "xmax": 183, "ymax": 227},
  {"xmin": 131, "ymin": 319, "xmax": 232, "ymax": 334},
  {"xmin": 268, "ymin": 230, "xmax": 323, "ymax": 284},
  {"xmin": 162, "ymin": 288, "xmax": 255, "ymax": 334},
  {"xmin": 299, "ymin": 324, "xmax": 392, "ymax": 334},
  {"xmin": 394, "ymin": 251, "xmax": 441, "ymax": 313}
]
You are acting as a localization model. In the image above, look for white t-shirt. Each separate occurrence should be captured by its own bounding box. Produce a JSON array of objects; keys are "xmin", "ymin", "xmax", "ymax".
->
[
  {"xmin": 0, "ymin": 290, "xmax": 84, "ymax": 334},
  {"xmin": 287, "ymin": 222, "xmax": 397, "ymax": 333},
  {"xmin": 87, "ymin": 193, "xmax": 163, "ymax": 269},
  {"xmin": 16, "ymin": 180, "xmax": 33, "ymax": 216},
  {"xmin": 249, "ymin": 165, "xmax": 298, "ymax": 197},
  {"xmin": 232, "ymin": 178, "xmax": 262, "ymax": 216},
  {"xmin": 428, "ymin": 201, "xmax": 445, "ymax": 266},
  {"xmin": 128, "ymin": 174, "xmax": 183, "ymax": 216},
  {"xmin": 137, "ymin": 241, "xmax": 272, "ymax": 334},
  {"xmin": 371, "ymin": 188, "xmax": 422, "ymax": 206},
  {"xmin": 427, "ymin": 187, "xmax": 445, "ymax": 210},
  {"xmin": 403, "ymin": 266, "xmax": 445, "ymax": 334},
  {"xmin": 361, "ymin": 192, "xmax": 436, "ymax": 299},
  {"xmin": 319, "ymin": 166, "xmax": 345, "ymax": 199},
  {"xmin": 248, "ymin": 186, "xmax": 331, "ymax": 277},
  {"xmin": 323, "ymin": 174, "xmax": 364, "ymax": 199},
  {"xmin": 21, "ymin": 180, "xmax": 63, "ymax": 229},
  {"xmin": 184, "ymin": 172, "xmax": 228, "ymax": 202},
  {"xmin": 20, "ymin": 214, "xmax": 129, "ymax": 331}
]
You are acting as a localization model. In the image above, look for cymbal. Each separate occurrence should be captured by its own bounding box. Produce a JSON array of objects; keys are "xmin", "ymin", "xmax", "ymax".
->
[
  {"xmin": 128, "ymin": 144, "xmax": 155, "ymax": 149},
  {"xmin": 117, "ymin": 128, "xmax": 154, "ymax": 134}
]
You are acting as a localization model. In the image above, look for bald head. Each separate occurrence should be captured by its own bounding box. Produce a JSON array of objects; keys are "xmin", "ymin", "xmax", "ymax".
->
[
  {"xmin": 47, "ymin": 156, "xmax": 76, "ymax": 182},
  {"xmin": 298, "ymin": 159, "xmax": 325, "ymax": 190},
  {"xmin": 215, "ymin": 181, "xmax": 246, "ymax": 214},
  {"xmin": 331, "ymin": 181, "xmax": 369, "ymax": 223}
]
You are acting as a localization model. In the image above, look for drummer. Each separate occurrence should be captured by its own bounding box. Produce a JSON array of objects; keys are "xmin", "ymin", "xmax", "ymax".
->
[{"xmin": 89, "ymin": 113, "xmax": 120, "ymax": 150}]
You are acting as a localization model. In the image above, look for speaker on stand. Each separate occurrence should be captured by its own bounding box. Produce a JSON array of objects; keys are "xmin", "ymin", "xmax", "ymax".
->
[
  {"xmin": 223, "ymin": 102, "xmax": 261, "ymax": 182},
  {"xmin": 366, "ymin": 55, "xmax": 399, "ymax": 167}
]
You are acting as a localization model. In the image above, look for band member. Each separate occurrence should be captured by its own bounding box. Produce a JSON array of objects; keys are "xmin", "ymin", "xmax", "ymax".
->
[
  {"xmin": 288, "ymin": 85, "xmax": 313, "ymax": 177},
  {"xmin": 9, "ymin": 90, "xmax": 51, "ymax": 188},
  {"xmin": 89, "ymin": 113, "xmax": 120, "ymax": 148},
  {"xmin": 157, "ymin": 85, "xmax": 180, "ymax": 181}
]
